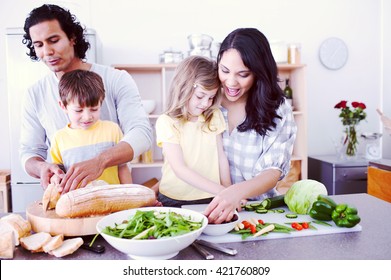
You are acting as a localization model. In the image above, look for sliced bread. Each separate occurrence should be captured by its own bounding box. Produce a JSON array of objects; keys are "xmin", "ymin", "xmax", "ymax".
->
[
  {"xmin": 20, "ymin": 232, "xmax": 52, "ymax": 251},
  {"xmin": 42, "ymin": 234, "xmax": 64, "ymax": 253},
  {"xmin": 50, "ymin": 237, "xmax": 83, "ymax": 258}
]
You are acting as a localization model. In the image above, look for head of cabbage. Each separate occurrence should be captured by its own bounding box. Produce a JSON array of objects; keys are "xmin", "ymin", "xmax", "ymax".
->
[{"xmin": 284, "ymin": 179, "xmax": 328, "ymax": 214}]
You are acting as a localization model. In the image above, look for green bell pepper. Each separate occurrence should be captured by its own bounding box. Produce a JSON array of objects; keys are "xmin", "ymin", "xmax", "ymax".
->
[
  {"xmin": 331, "ymin": 204, "xmax": 361, "ymax": 228},
  {"xmin": 309, "ymin": 195, "xmax": 337, "ymax": 221}
]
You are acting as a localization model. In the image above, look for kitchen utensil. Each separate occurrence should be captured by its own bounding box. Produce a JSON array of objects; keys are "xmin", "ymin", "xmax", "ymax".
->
[
  {"xmin": 26, "ymin": 201, "xmax": 103, "ymax": 236},
  {"xmin": 191, "ymin": 241, "xmax": 214, "ymax": 260},
  {"xmin": 81, "ymin": 241, "xmax": 105, "ymax": 254},
  {"xmin": 194, "ymin": 239, "xmax": 237, "ymax": 256},
  {"xmin": 187, "ymin": 34, "xmax": 213, "ymax": 50},
  {"xmin": 96, "ymin": 207, "xmax": 208, "ymax": 260}
]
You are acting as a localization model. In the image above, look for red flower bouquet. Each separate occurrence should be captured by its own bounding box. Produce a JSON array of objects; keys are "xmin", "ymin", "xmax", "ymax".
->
[{"xmin": 334, "ymin": 100, "xmax": 367, "ymax": 156}]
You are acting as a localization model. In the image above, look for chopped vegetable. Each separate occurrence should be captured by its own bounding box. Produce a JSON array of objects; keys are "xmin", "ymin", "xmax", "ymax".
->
[{"xmin": 285, "ymin": 213, "xmax": 298, "ymax": 219}]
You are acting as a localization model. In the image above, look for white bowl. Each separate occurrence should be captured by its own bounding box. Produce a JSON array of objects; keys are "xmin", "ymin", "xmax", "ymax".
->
[
  {"xmin": 141, "ymin": 100, "xmax": 156, "ymax": 114},
  {"xmin": 96, "ymin": 207, "xmax": 207, "ymax": 260},
  {"xmin": 202, "ymin": 211, "xmax": 239, "ymax": 236}
]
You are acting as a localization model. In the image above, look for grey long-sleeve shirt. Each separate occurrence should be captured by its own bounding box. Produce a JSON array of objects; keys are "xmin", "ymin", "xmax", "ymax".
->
[{"xmin": 19, "ymin": 63, "xmax": 152, "ymax": 170}]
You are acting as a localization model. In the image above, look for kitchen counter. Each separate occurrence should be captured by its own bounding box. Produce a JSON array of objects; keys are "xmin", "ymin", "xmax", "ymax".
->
[
  {"xmin": 3, "ymin": 193, "xmax": 391, "ymax": 260},
  {"xmin": 369, "ymin": 158, "xmax": 391, "ymax": 171}
]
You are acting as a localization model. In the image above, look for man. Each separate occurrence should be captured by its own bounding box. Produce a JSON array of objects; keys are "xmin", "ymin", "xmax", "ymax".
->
[{"xmin": 21, "ymin": 4, "xmax": 152, "ymax": 193}]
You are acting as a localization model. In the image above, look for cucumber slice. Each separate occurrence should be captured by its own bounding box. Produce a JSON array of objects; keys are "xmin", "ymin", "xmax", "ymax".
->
[{"xmin": 285, "ymin": 214, "xmax": 298, "ymax": 219}]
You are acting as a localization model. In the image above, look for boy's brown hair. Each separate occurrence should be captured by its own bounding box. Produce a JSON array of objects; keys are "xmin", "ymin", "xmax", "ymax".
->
[{"xmin": 59, "ymin": 70, "xmax": 105, "ymax": 107}]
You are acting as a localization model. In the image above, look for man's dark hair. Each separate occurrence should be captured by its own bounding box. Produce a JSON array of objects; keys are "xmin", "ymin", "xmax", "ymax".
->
[{"xmin": 23, "ymin": 4, "xmax": 90, "ymax": 61}]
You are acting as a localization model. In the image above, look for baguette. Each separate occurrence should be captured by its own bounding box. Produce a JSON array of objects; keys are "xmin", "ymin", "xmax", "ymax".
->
[
  {"xmin": 0, "ymin": 214, "xmax": 31, "ymax": 245},
  {"xmin": 55, "ymin": 184, "xmax": 156, "ymax": 218}
]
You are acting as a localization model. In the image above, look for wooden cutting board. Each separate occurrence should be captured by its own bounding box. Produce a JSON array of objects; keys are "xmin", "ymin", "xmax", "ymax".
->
[
  {"xmin": 26, "ymin": 201, "xmax": 104, "ymax": 236},
  {"xmin": 183, "ymin": 204, "xmax": 362, "ymax": 243}
]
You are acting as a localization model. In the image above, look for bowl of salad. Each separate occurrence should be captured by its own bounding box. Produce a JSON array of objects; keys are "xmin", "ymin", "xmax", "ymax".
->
[{"xmin": 96, "ymin": 207, "xmax": 207, "ymax": 259}]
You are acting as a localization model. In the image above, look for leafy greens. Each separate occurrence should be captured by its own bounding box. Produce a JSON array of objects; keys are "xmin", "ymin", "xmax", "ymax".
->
[{"xmin": 102, "ymin": 210, "xmax": 203, "ymax": 240}]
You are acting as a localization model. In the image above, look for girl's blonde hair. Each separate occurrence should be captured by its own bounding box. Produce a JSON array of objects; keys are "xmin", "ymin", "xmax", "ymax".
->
[{"xmin": 166, "ymin": 56, "xmax": 221, "ymax": 130}]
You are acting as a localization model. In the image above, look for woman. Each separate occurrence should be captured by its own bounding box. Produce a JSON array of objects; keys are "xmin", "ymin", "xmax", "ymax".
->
[{"xmin": 204, "ymin": 28, "xmax": 297, "ymax": 223}]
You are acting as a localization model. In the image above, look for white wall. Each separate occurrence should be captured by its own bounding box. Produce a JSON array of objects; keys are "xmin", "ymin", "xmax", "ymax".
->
[
  {"xmin": 0, "ymin": 0, "xmax": 389, "ymax": 170},
  {"xmin": 381, "ymin": 0, "xmax": 391, "ymax": 158}
]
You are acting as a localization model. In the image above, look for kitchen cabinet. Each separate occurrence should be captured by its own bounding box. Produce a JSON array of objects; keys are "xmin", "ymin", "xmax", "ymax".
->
[
  {"xmin": 308, "ymin": 155, "xmax": 368, "ymax": 195},
  {"xmin": 113, "ymin": 63, "xmax": 307, "ymax": 185},
  {"xmin": 368, "ymin": 159, "xmax": 391, "ymax": 202}
]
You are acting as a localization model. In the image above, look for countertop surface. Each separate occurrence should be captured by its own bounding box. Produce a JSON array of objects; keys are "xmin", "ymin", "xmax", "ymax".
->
[
  {"xmin": 308, "ymin": 155, "xmax": 369, "ymax": 167},
  {"xmin": 2, "ymin": 193, "xmax": 391, "ymax": 260},
  {"xmin": 369, "ymin": 158, "xmax": 391, "ymax": 171}
]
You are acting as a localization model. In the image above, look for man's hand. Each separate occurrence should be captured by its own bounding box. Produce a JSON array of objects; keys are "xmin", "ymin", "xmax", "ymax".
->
[
  {"xmin": 39, "ymin": 162, "xmax": 65, "ymax": 189},
  {"xmin": 58, "ymin": 157, "xmax": 105, "ymax": 194}
]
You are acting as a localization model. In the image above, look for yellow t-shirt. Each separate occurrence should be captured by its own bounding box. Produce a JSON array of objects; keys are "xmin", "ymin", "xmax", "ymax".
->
[
  {"xmin": 50, "ymin": 120, "xmax": 123, "ymax": 185},
  {"xmin": 156, "ymin": 109, "xmax": 226, "ymax": 200}
]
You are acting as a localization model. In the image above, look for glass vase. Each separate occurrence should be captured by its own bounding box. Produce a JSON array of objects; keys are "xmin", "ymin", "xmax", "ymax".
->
[{"xmin": 342, "ymin": 118, "xmax": 360, "ymax": 158}]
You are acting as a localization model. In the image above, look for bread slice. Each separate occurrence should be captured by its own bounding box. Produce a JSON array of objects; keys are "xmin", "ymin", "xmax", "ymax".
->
[
  {"xmin": 42, "ymin": 234, "xmax": 64, "ymax": 253},
  {"xmin": 42, "ymin": 182, "xmax": 61, "ymax": 211},
  {"xmin": 0, "ymin": 214, "xmax": 31, "ymax": 245},
  {"xmin": 20, "ymin": 232, "xmax": 52, "ymax": 251},
  {"xmin": 0, "ymin": 226, "xmax": 15, "ymax": 259},
  {"xmin": 50, "ymin": 237, "xmax": 83, "ymax": 258}
]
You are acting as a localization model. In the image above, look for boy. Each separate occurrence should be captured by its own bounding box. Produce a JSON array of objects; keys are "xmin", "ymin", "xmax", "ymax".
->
[{"xmin": 50, "ymin": 70, "xmax": 132, "ymax": 185}]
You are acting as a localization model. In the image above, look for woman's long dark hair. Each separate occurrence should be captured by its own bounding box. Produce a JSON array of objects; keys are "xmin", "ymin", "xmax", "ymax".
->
[
  {"xmin": 23, "ymin": 4, "xmax": 90, "ymax": 61},
  {"xmin": 217, "ymin": 28, "xmax": 285, "ymax": 136}
]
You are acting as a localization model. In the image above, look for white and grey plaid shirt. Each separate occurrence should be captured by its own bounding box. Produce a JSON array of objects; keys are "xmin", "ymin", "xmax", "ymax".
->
[{"xmin": 221, "ymin": 100, "xmax": 297, "ymax": 201}]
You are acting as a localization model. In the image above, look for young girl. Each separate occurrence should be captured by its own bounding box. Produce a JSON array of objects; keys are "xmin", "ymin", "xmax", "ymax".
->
[
  {"xmin": 156, "ymin": 56, "xmax": 231, "ymax": 207},
  {"xmin": 50, "ymin": 70, "xmax": 132, "ymax": 185}
]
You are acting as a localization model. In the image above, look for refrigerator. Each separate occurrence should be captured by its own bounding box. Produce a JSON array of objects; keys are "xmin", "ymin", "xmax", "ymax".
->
[{"xmin": 6, "ymin": 28, "xmax": 97, "ymax": 212}]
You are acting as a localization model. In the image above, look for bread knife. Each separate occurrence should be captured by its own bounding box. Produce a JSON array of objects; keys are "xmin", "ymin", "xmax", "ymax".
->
[
  {"xmin": 81, "ymin": 241, "xmax": 105, "ymax": 254},
  {"xmin": 195, "ymin": 240, "xmax": 237, "ymax": 256},
  {"xmin": 191, "ymin": 242, "xmax": 214, "ymax": 260}
]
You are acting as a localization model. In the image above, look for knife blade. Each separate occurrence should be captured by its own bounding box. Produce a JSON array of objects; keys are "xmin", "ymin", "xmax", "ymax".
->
[{"xmin": 195, "ymin": 240, "xmax": 237, "ymax": 256}]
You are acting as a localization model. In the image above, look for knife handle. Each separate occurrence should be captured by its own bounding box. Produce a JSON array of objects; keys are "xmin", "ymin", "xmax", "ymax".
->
[
  {"xmin": 195, "ymin": 240, "xmax": 237, "ymax": 256},
  {"xmin": 191, "ymin": 242, "xmax": 214, "ymax": 260},
  {"xmin": 81, "ymin": 242, "xmax": 105, "ymax": 254}
]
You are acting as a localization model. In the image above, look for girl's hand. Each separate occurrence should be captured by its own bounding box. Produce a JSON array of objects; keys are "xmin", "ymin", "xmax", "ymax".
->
[{"xmin": 203, "ymin": 187, "xmax": 242, "ymax": 224}]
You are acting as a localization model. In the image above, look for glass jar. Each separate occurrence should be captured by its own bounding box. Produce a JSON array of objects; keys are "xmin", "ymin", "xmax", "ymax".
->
[{"xmin": 287, "ymin": 43, "xmax": 301, "ymax": 64}]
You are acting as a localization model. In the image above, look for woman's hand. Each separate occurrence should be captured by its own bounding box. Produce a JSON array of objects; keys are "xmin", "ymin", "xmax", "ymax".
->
[{"xmin": 203, "ymin": 187, "xmax": 242, "ymax": 224}]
